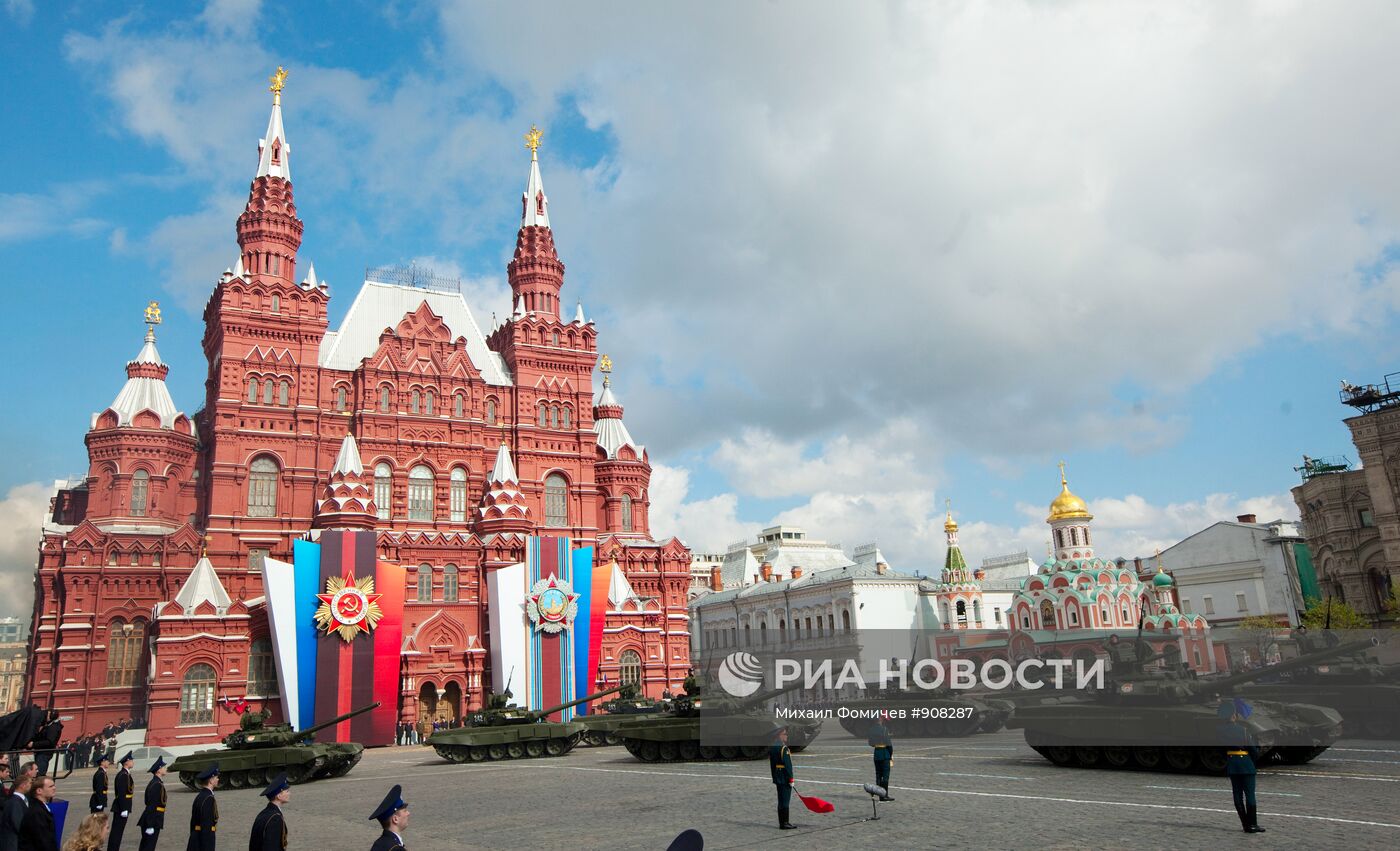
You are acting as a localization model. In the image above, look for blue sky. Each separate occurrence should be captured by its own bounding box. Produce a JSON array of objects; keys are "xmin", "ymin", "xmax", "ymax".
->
[{"xmin": 3, "ymin": 1, "xmax": 1400, "ymax": 613}]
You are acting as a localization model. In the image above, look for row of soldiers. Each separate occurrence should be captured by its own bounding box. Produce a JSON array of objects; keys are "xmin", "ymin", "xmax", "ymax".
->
[
  {"xmin": 81, "ymin": 755, "xmax": 410, "ymax": 851},
  {"xmin": 83, "ymin": 754, "xmax": 290, "ymax": 851}
]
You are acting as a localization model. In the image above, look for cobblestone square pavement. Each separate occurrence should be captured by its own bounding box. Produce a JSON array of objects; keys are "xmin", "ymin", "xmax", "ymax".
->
[{"xmin": 74, "ymin": 724, "xmax": 1400, "ymax": 850}]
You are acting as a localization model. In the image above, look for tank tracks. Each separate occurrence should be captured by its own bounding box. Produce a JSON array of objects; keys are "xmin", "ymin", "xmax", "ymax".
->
[
  {"xmin": 620, "ymin": 739, "xmax": 772, "ymax": 762},
  {"xmin": 432, "ymin": 734, "xmax": 581, "ymax": 763},
  {"xmin": 176, "ymin": 752, "xmax": 362, "ymax": 790},
  {"xmin": 1024, "ymin": 737, "xmax": 1329, "ymax": 774}
]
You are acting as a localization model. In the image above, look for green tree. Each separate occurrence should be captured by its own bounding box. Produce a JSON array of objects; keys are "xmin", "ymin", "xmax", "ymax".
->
[
  {"xmin": 1300, "ymin": 597, "xmax": 1371, "ymax": 630},
  {"xmin": 1235, "ymin": 615, "xmax": 1283, "ymax": 664}
]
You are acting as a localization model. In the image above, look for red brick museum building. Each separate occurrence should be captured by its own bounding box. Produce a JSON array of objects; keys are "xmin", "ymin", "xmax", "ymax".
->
[{"xmin": 25, "ymin": 79, "xmax": 692, "ymax": 744}]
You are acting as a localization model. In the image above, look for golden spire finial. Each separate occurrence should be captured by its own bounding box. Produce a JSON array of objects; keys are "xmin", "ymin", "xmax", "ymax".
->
[
  {"xmin": 144, "ymin": 300, "xmax": 162, "ymax": 330},
  {"xmin": 269, "ymin": 66, "xmax": 289, "ymax": 105},
  {"xmin": 525, "ymin": 125, "xmax": 543, "ymax": 161}
]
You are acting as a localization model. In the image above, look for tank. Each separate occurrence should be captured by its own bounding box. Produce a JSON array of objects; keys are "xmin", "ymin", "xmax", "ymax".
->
[
  {"xmin": 169, "ymin": 702, "xmax": 380, "ymax": 790},
  {"xmin": 1007, "ymin": 635, "xmax": 1376, "ymax": 774},
  {"xmin": 426, "ymin": 684, "xmax": 626, "ymax": 763},
  {"xmin": 1235, "ymin": 629, "xmax": 1400, "ymax": 738},
  {"xmin": 614, "ymin": 682, "xmax": 822, "ymax": 763},
  {"xmin": 833, "ymin": 686, "xmax": 1015, "ymax": 739},
  {"xmin": 576, "ymin": 684, "xmax": 671, "ymax": 747}
]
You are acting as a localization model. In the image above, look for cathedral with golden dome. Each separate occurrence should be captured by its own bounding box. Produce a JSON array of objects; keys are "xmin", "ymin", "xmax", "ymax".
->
[{"xmin": 1005, "ymin": 464, "xmax": 1218, "ymax": 670}]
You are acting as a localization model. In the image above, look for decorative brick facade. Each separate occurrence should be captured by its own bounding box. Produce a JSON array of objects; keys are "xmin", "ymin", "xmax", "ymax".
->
[{"xmin": 25, "ymin": 85, "xmax": 691, "ymax": 742}]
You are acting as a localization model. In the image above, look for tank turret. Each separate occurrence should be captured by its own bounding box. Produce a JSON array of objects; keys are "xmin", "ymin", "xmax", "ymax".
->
[{"xmin": 221, "ymin": 702, "xmax": 380, "ymax": 748}]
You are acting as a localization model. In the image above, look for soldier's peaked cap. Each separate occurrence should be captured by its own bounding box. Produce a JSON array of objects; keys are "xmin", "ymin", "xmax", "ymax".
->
[
  {"xmin": 369, "ymin": 784, "xmax": 407, "ymax": 821},
  {"xmin": 196, "ymin": 764, "xmax": 218, "ymax": 781},
  {"xmin": 149, "ymin": 756, "xmax": 166, "ymax": 774},
  {"xmin": 262, "ymin": 771, "xmax": 290, "ymax": 798}
]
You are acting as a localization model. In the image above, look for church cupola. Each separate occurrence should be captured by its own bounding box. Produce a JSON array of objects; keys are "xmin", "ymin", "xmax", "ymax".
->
[
  {"xmin": 507, "ymin": 125, "xmax": 565, "ymax": 319},
  {"xmin": 314, "ymin": 434, "xmax": 377, "ymax": 530},
  {"xmin": 235, "ymin": 66, "xmax": 303, "ymax": 285},
  {"xmin": 1047, "ymin": 461, "xmax": 1095, "ymax": 562}
]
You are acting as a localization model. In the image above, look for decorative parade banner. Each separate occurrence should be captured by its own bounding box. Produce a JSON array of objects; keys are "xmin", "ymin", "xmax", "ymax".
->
[
  {"xmin": 262, "ymin": 533, "xmax": 404, "ymax": 746},
  {"xmin": 487, "ymin": 537, "xmax": 596, "ymax": 719}
]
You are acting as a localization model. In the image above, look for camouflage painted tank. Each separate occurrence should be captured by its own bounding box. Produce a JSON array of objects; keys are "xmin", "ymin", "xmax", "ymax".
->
[
  {"xmin": 834, "ymin": 686, "xmax": 1014, "ymax": 739},
  {"xmin": 170, "ymin": 703, "xmax": 379, "ymax": 790},
  {"xmin": 427, "ymin": 684, "xmax": 625, "ymax": 763},
  {"xmin": 1008, "ymin": 635, "xmax": 1374, "ymax": 774},
  {"xmin": 615, "ymin": 682, "xmax": 821, "ymax": 763},
  {"xmin": 576, "ymin": 683, "xmax": 671, "ymax": 747},
  {"xmin": 1235, "ymin": 628, "xmax": 1399, "ymax": 738}
]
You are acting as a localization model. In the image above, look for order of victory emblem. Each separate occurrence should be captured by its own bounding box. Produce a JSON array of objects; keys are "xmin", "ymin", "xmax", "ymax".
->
[
  {"xmin": 526, "ymin": 575, "xmax": 579, "ymax": 634},
  {"xmin": 314, "ymin": 573, "xmax": 384, "ymax": 642}
]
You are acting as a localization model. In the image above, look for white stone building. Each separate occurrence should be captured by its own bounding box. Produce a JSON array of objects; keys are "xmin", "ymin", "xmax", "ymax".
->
[{"xmin": 1150, "ymin": 515, "xmax": 1314, "ymax": 628}]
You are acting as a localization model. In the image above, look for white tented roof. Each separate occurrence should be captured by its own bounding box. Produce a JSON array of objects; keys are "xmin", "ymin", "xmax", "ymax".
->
[
  {"xmin": 98, "ymin": 332, "xmax": 182, "ymax": 429},
  {"xmin": 592, "ymin": 384, "xmax": 643, "ymax": 459},
  {"xmin": 318, "ymin": 280, "xmax": 512, "ymax": 385},
  {"xmin": 173, "ymin": 556, "xmax": 233, "ymax": 613},
  {"xmin": 256, "ymin": 98, "xmax": 290, "ymax": 180},
  {"xmin": 608, "ymin": 562, "xmax": 638, "ymax": 606}
]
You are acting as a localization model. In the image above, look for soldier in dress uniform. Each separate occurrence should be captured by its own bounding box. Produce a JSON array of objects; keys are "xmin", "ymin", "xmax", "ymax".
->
[
  {"xmin": 867, "ymin": 716, "xmax": 894, "ymax": 801},
  {"xmin": 250, "ymin": 772, "xmax": 290, "ymax": 851},
  {"xmin": 1219, "ymin": 699, "xmax": 1266, "ymax": 834},
  {"xmin": 108, "ymin": 751, "xmax": 136, "ymax": 851},
  {"xmin": 137, "ymin": 756, "xmax": 168, "ymax": 851},
  {"xmin": 90, "ymin": 753, "xmax": 111, "ymax": 814},
  {"xmin": 368, "ymin": 785, "xmax": 410, "ymax": 851},
  {"xmin": 767, "ymin": 726, "xmax": 796, "ymax": 830},
  {"xmin": 186, "ymin": 764, "xmax": 219, "ymax": 851}
]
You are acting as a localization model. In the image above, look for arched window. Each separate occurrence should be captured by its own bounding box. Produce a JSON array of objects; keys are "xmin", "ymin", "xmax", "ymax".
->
[
  {"xmin": 454, "ymin": 392, "xmax": 465, "ymax": 418},
  {"xmin": 262, "ymin": 379, "xmax": 274, "ymax": 405},
  {"xmin": 278, "ymin": 380, "xmax": 289, "ymax": 406},
  {"xmin": 549, "ymin": 405, "xmax": 559, "ymax": 429},
  {"xmin": 562, "ymin": 406, "xmax": 571, "ymax": 428},
  {"xmin": 374, "ymin": 462, "xmax": 392, "ymax": 520},
  {"xmin": 416, "ymin": 565, "xmax": 432, "ymax": 602},
  {"xmin": 247, "ymin": 456, "xmax": 279, "ymax": 517},
  {"xmin": 619, "ymin": 650, "xmax": 642, "ymax": 687},
  {"xmin": 379, "ymin": 386, "xmax": 391, "ymax": 413},
  {"xmin": 180, "ymin": 663, "xmax": 217, "ymax": 725},
  {"xmin": 408, "ymin": 465, "xmax": 434, "ymax": 521},
  {"xmin": 411, "ymin": 389, "xmax": 421, "ymax": 414},
  {"xmin": 335, "ymin": 386, "xmax": 347, "ymax": 412},
  {"xmin": 450, "ymin": 467, "xmax": 468, "ymax": 522},
  {"xmin": 538, "ymin": 402, "xmax": 547, "ymax": 428},
  {"xmin": 443, "ymin": 564, "xmax": 459, "ymax": 603},
  {"xmin": 247, "ymin": 377, "xmax": 258, "ymax": 403},
  {"xmin": 620, "ymin": 493, "xmax": 633, "ymax": 532},
  {"xmin": 544, "ymin": 473, "xmax": 568, "ymax": 527},
  {"xmin": 425, "ymin": 390, "xmax": 434, "ymax": 416},
  {"xmin": 247, "ymin": 637, "xmax": 276, "ymax": 695},
  {"xmin": 105, "ymin": 618, "xmax": 146, "ymax": 686},
  {"xmin": 130, "ymin": 470, "xmax": 149, "ymax": 517},
  {"xmin": 486, "ymin": 399, "xmax": 497, "ymax": 425}
]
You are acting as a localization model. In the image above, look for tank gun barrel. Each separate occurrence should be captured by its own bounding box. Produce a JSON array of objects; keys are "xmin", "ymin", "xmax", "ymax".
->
[
  {"xmin": 533, "ymin": 684, "xmax": 626, "ymax": 719},
  {"xmin": 1210, "ymin": 638, "xmax": 1380, "ymax": 693},
  {"xmin": 297, "ymin": 702, "xmax": 381, "ymax": 738},
  {"xmin": 729, "ymin": 680, "xmax": 805, "ymax": 712}
]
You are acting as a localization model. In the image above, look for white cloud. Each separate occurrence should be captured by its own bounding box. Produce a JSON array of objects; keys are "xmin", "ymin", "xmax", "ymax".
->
[
  {"xmin": 647, "ymin": 463, "xmax": 750, "ymax": 553},
  {"xmin": 199, "ymin": 0, "xmax": 261, "ymax": 37},
  {"xmin": 0, "ymin": 481, "xmax": 50, "ymax": 620},
  {"xmin": 4, "ymin": 0, "xmax": 33, "ymax": 26}
]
